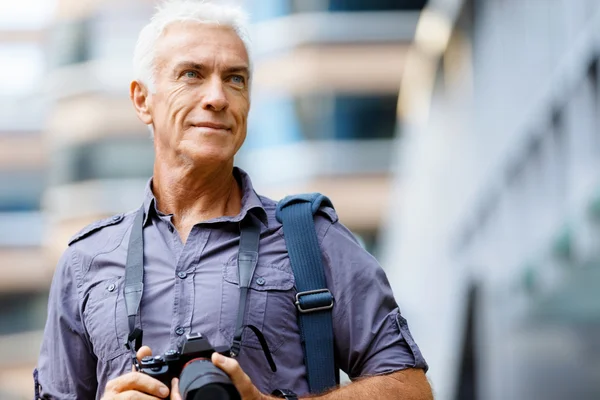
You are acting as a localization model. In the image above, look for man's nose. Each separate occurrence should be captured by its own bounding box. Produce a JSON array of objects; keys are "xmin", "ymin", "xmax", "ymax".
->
[{"xmin": 200, "ymin": 76, "xmax": 229, "ymax": 112}]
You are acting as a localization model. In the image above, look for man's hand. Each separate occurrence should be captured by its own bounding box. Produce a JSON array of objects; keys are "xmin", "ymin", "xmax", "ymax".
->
[
  {"xmin": 168, "ymin": 353, "xmax": 270, "ymax": 400},
  {"xmin": 101, "ymin": 346, "xmax": 173, "ymax": 399},
  {"xmin": 165, "ymin": 351, "xmax": 434, "ymax": 400},
  {"xmin": 209, "ymin": 353, "xmax": 272, "ymax": 400}
]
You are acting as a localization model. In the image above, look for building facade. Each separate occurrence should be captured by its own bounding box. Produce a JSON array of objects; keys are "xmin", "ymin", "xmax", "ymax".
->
[
  {"xmin": 3, "ymin": 0, "xmax": 430, "ymax": 398},
  {"xmin": 0, "ymin": 2, "xmax": 53, "ymax": 398},
  {"xmin": 382, "ymin": 0, "xmax": 600, "ymax": 399}
]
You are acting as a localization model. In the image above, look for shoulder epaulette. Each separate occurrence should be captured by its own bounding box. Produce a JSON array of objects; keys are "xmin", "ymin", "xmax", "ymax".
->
[
  {"xmin": 68, "ymin": 213, "xmax": 125, "ymax": 246},
  {"xmin": 318, "ymin": 206, "xmax": 338, "ymax": 224}
]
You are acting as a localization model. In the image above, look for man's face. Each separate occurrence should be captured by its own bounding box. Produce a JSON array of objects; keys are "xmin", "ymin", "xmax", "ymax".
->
[{"xmin": 149, "ymin": 22, "xmax": 250, "ymax": 165}]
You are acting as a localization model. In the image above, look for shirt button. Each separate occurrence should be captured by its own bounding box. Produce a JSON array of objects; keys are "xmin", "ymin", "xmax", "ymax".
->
[
  {"xmin": 256, "ymin": 277, "xmax": 265, "ymax": 286},
  {"xmin": 177, "ymin": 271, "xmax": 187, "ymax": 279},
  {"xmin": 107, "ymin": 283, "xmax": 116, "ymax": 292},
  {"xmin": 175, "ymin": 327, "xmax": 185, "ymax": 336},
  {"xmin": 112, "ymin": 215, "xmax": 122, "ymax": 222}
]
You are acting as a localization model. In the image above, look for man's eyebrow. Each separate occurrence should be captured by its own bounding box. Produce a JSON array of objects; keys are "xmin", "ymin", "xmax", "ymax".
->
[
  {"xmin": 172, "ymin": 62, "xmax": 249, "ymax": 76},
  {"xmin": 173, "ymin": 61, "xmax": 205, "ymax": 72},
  {"xmin": 223, "ymin": 65, "xmax": 250, "ymax": 76}
]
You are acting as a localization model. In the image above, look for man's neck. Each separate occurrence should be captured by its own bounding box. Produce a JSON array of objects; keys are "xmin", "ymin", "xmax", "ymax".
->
[{"xmin": 152, "ymin": 161, "xmax": 242, "ymax": 243}]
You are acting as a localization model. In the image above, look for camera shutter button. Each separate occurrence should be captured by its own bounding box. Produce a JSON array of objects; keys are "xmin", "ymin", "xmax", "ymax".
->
[{"xmin": 164, "ymin": 350, "xmax": 178, "ymax": 361}]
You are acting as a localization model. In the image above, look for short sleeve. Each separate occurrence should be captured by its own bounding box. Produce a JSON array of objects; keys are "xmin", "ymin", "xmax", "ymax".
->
[
  {"xmin": 319, "ymin": 220, "xmax": 428, "ymax": 379},
  {"xmin": 36, "ymin": 247, "xmax": 98, "ymax": 399}
]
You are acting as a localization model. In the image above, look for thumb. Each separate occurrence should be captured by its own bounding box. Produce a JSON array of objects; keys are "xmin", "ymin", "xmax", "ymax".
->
[
  {"xmin": 137, "ymin": 345, "xmax": 153, "ymax": 363},
  {"xmin": 132, "ymin": 345, "xmax": 153, "ymax": 371}
]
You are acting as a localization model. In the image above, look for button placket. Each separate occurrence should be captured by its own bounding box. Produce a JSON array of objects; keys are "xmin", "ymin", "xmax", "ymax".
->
[{"xmin": 171, "ymin": 227, "xmax": 207, "ymax": 344}]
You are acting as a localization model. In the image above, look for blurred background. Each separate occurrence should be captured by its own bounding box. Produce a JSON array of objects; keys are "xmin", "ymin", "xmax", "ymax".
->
[{"xmin": 1, "ymin": 0, "xmax": 600, "ymax": 398}]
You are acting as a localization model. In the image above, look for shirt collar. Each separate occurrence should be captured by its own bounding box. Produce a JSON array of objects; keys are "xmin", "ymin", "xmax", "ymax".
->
[{"xmin": 142, "ymin": 167, "xmax": 268, "ymax": 227}]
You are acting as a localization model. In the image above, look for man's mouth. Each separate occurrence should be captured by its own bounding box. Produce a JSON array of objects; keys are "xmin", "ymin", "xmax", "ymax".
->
[{"xmin": 191, "ymin": 122, "xmax": 230, "ymax": 131}]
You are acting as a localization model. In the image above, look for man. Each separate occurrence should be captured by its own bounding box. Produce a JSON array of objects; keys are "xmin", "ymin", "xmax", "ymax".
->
[{"xmin": 36, "ymin": 1, "xmax": 432, "ymax": 399}]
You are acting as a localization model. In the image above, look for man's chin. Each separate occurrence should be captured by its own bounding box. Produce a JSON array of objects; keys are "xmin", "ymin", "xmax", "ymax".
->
[{"xmin": 178, "ymin": 147, "xmax": 235, "ymax": 168}]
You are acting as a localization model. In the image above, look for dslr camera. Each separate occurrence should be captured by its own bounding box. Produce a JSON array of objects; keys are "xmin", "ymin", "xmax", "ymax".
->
[{"xmin": 138, "ymin": 332, "xmax": 240, "ymax": 400}]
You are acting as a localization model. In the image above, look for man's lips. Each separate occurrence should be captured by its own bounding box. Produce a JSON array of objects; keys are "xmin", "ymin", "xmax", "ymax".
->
[{"xmin": 191, "ymin": 122, "xmax": 231, "ymax": 130}]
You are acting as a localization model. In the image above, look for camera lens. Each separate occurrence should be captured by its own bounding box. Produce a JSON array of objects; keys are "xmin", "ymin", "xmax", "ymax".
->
[{"xmin": 179, "ymin": 358, "xmax": 240, "ymax": 400}]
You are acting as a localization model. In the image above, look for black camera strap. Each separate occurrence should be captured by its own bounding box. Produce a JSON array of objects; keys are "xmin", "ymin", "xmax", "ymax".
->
[
  {"xmin": 123, "ymin": 206, "xmax": 270, "ymax": 367},
  {"xmin": 230, "ymin": 214, "xmax": 259, "ymax": 357},
  {"xmin": 124, "ymin": 206, "xmax": 145, "ymax": 354}
]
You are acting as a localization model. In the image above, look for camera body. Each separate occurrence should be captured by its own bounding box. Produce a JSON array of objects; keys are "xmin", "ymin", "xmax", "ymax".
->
[{"xmin": 138, "ymin": 332, "xmax": 231, "ymax": 387}]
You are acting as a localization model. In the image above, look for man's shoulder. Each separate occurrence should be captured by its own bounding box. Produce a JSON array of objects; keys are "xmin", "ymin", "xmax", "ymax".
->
[
  {"xmin": 68, "ymin": 210, "xmax": 135, "ymax": 247},
  {"xmin": 257, "ymin": 192, "xmax": 339, "ymax": 232}
]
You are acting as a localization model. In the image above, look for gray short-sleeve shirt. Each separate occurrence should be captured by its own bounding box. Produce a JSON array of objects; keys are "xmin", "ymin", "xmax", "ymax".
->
[{"xmin": 35, "ymin": 168, "xmax": 427, "ymax": 399}]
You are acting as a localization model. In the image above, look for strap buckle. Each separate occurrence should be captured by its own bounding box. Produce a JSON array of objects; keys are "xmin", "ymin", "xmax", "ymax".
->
[{"xmin": 295, "ymin": 289, "xmax": 334, "ymax": 314}]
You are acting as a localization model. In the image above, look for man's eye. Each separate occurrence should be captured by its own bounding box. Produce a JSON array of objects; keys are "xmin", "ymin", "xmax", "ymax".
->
[
  {"xmin": 230, "ymin": 75, "xmax": 245, "ymax": 86},
  {"xmin": 183, "ymin": 71, "xmax": 198, "ymax": 79}
]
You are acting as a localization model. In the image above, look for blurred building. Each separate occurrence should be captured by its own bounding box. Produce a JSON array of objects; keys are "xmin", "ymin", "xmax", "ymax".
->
[
  {"xmin": 381, "ymin": 0, "xmax": 600, "ymax": 399},
  {"xmin": 9, "ymin": 0, "xmax": 600, "ymax": 399},
  {"xmin": 1, "ymin": 0, "xmax": 431, "ymax": 398},
  {"xmin": 0, "ymin": 1, "xmax": 53, "ymax": 399}
]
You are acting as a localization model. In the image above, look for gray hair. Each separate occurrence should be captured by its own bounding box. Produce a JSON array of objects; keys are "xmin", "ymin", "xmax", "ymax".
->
[{"xmin": 133, "ymin": 0, "xmax": 252, "ymax": 94}]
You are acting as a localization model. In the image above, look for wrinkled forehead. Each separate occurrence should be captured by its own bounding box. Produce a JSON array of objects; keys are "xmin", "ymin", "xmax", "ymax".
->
[{"xmin": 154, "ymin": 21, "xmax": 250, "ymax": 73}]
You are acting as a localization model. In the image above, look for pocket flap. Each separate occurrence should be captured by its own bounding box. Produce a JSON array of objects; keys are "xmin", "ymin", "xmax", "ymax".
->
[{"xmin": 223, "ymin": 262, "xmax": 294, "ymax": 291}]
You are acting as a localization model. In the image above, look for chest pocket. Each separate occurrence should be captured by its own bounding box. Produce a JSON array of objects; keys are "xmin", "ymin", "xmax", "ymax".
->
[
  {"xmin": 82, "ymin": 276, "xmax": 128, "ymax": 362},
  {"xmin": 219, "ymin": 262, "xmax": 299, "ymax": 354}
]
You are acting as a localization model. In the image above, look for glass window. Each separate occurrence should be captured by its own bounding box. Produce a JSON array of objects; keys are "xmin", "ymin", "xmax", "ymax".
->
[
  {"xmin": 291, "ymin": 0, "xmax": 328, "ymax": 13},
  {"xmin": 0, "ymin": 292, "xmax": 48, "ymax": 335},
  {"xmin": 248, "ymin": 93, "xmax": 398, "ymax": 148},
  {"xmin": 51, "ymin": 137, "xmax": 154, "ymax": 185},
  {"xmin": 246, "ymin": 95, "xmax": 303, "ymax": 149},
  {"xmin": 247, "ymin": 0, "xmax": 427, "ymax": 18},
  {"xmin": 331, "ymin": 94, "xmax": 398, "ymax": 140},
  {"xmin": 328, "ymin": 0, "xmax": 427, "ymax": 12},
  {"xmin": 0, "ymin": 171, "xmax": 43, "ymax": 212},
  {"xmin": 295, "ymin": 94, "xmax": 336, "ymax": 141},
  {"xmin": 47, "ymin": 20, "xmax": 90, "ymax": 68}
]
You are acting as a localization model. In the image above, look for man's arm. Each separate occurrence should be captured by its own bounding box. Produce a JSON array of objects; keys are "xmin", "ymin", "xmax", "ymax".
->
[
  {"xmin": 36, "ymin": 247, "xmax": 98, "ymax": 399},
  {"xmin": 208, "ymin": 355, "xmax": 433, "ymax": 400},
  {"xmin": 307, "ymin": 369, "xmax": 432, "ymax": 400},
  {"xmin": 319, "ymin": 218, "xmax": 429, "ymax": 376}
]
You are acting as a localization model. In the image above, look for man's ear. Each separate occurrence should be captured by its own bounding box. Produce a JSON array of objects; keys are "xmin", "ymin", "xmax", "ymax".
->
[{"xmin": 130, "ymin": 80, "xmax": 153, "ymax": 125}]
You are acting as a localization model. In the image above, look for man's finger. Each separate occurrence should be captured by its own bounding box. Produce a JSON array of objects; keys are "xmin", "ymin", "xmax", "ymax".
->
[
  {"xmin": 132, "ymin": 346, "xmax": 153, "ymax": 372},
  {"xmin": 107, "ymin": 372, "xmax": 169, "ymax": 398},
  {"xmin": 137, "ymin": 346, "xmax": 153, "ymax": 363},
  {"xmin": 170, "ymin": 378, "xmax": 182, "ymax": 400},
  {"xmin": 212, "ymin": 353, "xmax": 260, "ymax": 399},
  {"xmin": 113, "ymin": 390, "xmax": 163, "ymax": 399}
]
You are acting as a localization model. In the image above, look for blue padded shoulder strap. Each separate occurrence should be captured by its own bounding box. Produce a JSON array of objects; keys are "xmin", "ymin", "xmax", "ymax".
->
[{"xmin": 276, "ymin": 193, "xmax": 338, "ymax": 394}]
